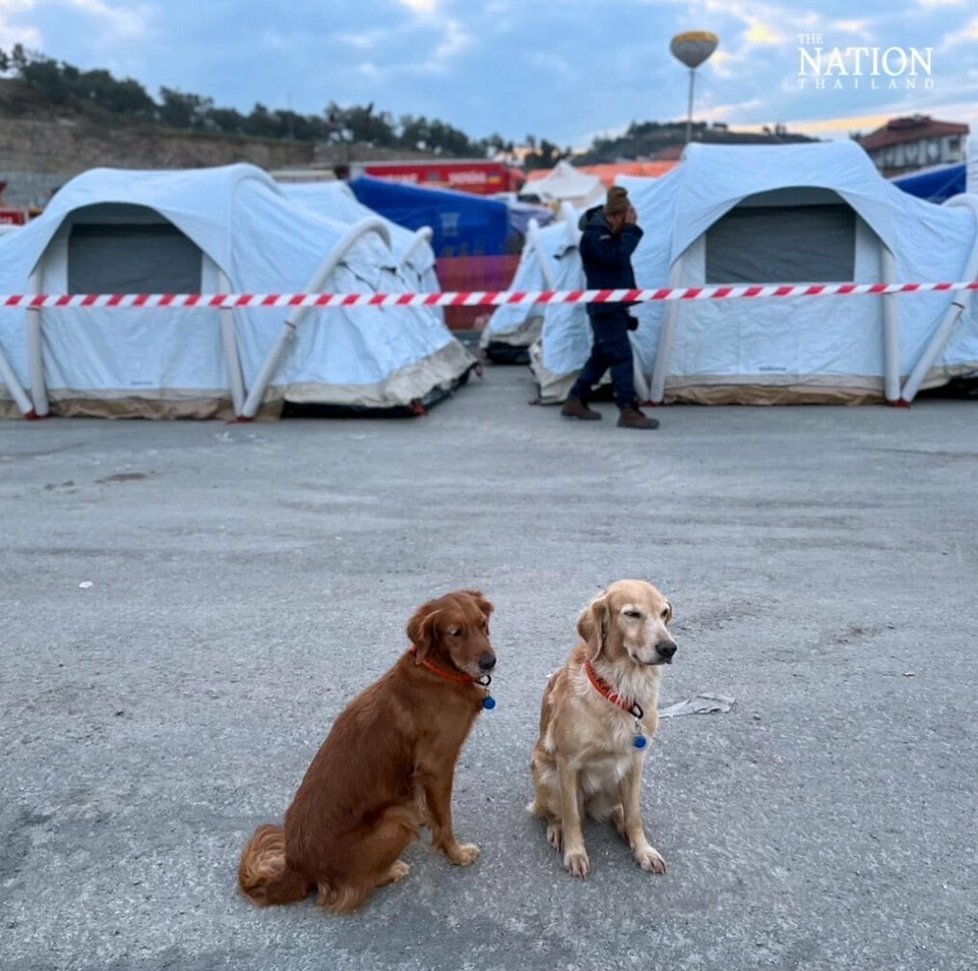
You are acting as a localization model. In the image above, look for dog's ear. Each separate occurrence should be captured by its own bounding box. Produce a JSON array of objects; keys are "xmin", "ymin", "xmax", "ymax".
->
[
  {"xmin": 577, "ymin": 593, "xmax": 608, "ymax": 658},
  {"xmin": 463, "ymin": 589, "xmax": 494, "ymax": 619},
  {"xmin": 406, "ymin": 603, "xmax": 441, "ymax": 660}
]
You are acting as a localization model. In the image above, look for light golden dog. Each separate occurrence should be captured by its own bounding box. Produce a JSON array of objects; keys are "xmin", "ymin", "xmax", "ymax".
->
[{"xmin": 529, "ymin": 579, "xmax": 676, "ymax": 878}]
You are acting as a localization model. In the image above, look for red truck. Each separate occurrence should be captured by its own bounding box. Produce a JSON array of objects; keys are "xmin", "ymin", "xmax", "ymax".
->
[
  {"xmin": 350, "ymin": 160, "xmax": 524, "ymax": 196},
  {"xmin": 0, "ymin": 181, "xmax": 41, "ymax": 226}
]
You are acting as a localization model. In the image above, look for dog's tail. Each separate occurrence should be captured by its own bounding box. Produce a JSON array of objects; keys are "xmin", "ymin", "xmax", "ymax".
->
[{"xmin": 238, "ymin": 824, "xmax": 313, "ymax": 906}]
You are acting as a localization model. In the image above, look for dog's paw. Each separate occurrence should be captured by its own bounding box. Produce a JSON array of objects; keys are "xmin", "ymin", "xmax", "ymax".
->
[
  {"xmin": 385, "ymin": 860, "xmax": 411, "ymax": 884},
  {"xmin": 446, "ymin": 842, "xmax": 480, "ymax": 866},
  {"xmin": 634, "ymin": 844, "xmax": 667, "ymax": 874},
  {"xmin": 564, "ymin": 849, "xmax": 591, "ymax": 879},
  {"xmin": 546, "ymin": 823, "xmax": 563, "ymax": 851}
]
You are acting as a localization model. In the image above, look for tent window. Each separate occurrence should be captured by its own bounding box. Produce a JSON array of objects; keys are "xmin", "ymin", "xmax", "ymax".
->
[
  {"xmin": 705, "ymin": 204, "xmax": 856, "ymax": 284},
  {"xmin": 67, "ymin": 223, "xmax": 202, "ymax": 294}
]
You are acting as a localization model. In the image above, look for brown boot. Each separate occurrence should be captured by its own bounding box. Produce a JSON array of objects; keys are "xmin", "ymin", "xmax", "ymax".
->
[
  {"xmin": 561, "ymin": 396, "xmax": 602, "ymax": 421},
  {"xmin": 617, "ymin": 406, "xmax": 659, "ymax": 430}
]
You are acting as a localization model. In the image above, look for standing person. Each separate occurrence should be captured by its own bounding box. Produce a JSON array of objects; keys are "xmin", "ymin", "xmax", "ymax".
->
[{"xmin": 561, "ymin": 185, "xmax": 658, "ymax": 430}]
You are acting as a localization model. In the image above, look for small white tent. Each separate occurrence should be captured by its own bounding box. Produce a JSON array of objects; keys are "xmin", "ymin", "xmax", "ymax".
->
[
  {"xmin": 525, "ymin": 161, "xmax": 604, "ymax": 211},
  {"xmin": 533, "ymin": 141, "xmax": 978, "ymax": 405},
  {"xmin": 0, "ymin": 164, "xmax": 474, "ymax": 419},
  {"xmin": 480, "ymin": 207, "xmax": 581, "ymax": 362},
  {"xmin": 278, "ymin": 180, "xmax": 441, "ymax": 311}
]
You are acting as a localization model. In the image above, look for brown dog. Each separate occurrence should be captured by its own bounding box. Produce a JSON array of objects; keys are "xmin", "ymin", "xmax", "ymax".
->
[
  {"xmin": 529, "ymin": 579, "xmax": 676, "ymax": 878},
  {"xmin": 238, "ymin": 590, "xmax": 496, "ymax": 914}
]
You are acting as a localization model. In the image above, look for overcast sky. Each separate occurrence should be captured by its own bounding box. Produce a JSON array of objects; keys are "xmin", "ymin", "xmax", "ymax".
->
[{"xmin": 2, "ymin": 0, "xmax": 977, "ymax": 148}]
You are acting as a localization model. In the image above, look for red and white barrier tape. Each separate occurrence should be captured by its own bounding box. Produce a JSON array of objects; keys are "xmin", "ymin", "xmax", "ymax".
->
[{"xmin": 2, "ymin": 281, "xmax": 977, "ymax": 309}]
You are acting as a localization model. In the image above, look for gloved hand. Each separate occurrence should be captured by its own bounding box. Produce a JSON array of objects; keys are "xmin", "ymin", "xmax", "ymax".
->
[{"xmin": 626, "ymin": 315, "xmax": 639, "ymax": 332}]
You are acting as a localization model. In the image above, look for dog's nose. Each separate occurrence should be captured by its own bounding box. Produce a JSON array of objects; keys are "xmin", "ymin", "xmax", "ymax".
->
[
  {"xmin": 478, "ymin": 652, "xmax": 496, "ymax": 671},
  {"xmin": 656, "ymin": 641, "xmax": 677, "ymax": 660}
]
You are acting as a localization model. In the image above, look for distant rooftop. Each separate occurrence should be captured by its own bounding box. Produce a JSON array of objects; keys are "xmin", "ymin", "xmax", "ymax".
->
[{"xmin": 859, "ymin": 115, "xmax": 969, "ymax": 151}]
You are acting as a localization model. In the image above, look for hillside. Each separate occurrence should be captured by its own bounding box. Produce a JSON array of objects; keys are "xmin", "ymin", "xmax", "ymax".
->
[
  {"xmin": 576, "ymin": 120, "xmax": 817, "ymax": 164},
  {"xmin": 0, "ymin": 79, "xmax": 425, "ymax": 207}
]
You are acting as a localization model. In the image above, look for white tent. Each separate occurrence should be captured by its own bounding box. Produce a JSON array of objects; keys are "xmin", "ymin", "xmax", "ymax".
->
[
  {"xmin": 278, "ymin": 180, "xmax": 441, "ymax": 308},
  {"xmin": 524, "ymin": 161, "xmax": 604, "ymax": 211},
  {"xmin": 533, "ymin": 141, "xmax": 978, "ymax": 405},
  {"xmin": 480, "ymin": 205, "xmax": 582, "ymax": 362},
  {"xmin": 0, "ymin": 164, "xmax": 474, "ymax": 420}
]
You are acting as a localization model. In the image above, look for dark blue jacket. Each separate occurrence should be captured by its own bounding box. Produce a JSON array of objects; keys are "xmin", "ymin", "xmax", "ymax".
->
[{"xmin": 578, "ymin": 204, "xmax": 643, "ymax": 317}]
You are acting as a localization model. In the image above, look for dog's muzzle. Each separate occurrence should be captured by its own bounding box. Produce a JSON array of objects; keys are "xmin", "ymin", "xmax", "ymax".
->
[{"xmin": 655, "ymin": 640, "xmax": 677, "ymax": 664}]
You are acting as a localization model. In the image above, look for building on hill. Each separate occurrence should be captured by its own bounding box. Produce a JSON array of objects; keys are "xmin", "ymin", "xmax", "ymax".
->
[{"xmin": 858, "ymin": 115, "xmax": 969, "ymax": 177}]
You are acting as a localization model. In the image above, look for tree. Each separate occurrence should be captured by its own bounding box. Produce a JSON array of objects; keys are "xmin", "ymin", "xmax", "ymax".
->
[
  {"xmin": 322, "ymin": 102, "xmax": 395, "ymax": 148},
  {"xmin": 204, "ymin": 107, "xmax": 246, "ymax": 136},
  {"xmin": 158, "ymin": 87, "xmax": 212, "ymax": 129},
  {"xmin": 524, "ymin": 138, "xmax": 566, "ymax": 170},
  {"xmin": 398, "ymin": 114, "xmax": 432, "ymax": 151},
  {"xmin": 78, "ymin": 69, "xmax": 154, "ymax": 116},
  {"xmin": 0, "ymin": 45, "xmax": 519, "ymax": 157},
  {"xmin": 17, "ymin": 51, "xmax": 70, "ymax": 104},
  {"xmin": 107, "ymin": 78, "xmax": 156, "ymax": 117},
  {"xmin": 9, "ymin": 44, "xmax": 29, "ymax": 75},
  {"xmin": 243, "ymin": 102, "xmax": 279, "ymax": 138}
]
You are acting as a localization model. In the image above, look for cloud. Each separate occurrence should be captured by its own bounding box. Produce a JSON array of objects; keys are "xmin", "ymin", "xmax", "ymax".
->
[
  {"xmin": 782, "ymin": 111, "xmax": 892, "ymax": 137},
  {"xmin": 356, "ymin": 61, "xmax": 382, "ymax": 81},
  {"xmin": 744, "ymin": 20, "xmax": 784, "ymax": 46},
  {"xmin": 2, "ymin": 0, "xmax": 976, "ymax": 150},
  {"xmin": 697, "ymin": 97, "xmax": 768, "ymax": 123},
  {"xmin": 0, "ymin": 0, "xmax": 40, "ymax": 50},
  {"xmin": 396, "ymin": 0, "xmax": 439, "ymax": 13},
  {"xmin": 337, "ymin": 28, "xmax": 392, "ymax": 52},
  {"xmin": 529, "ymin": 51, "xmax": 573, "ymax": 79},
  {"xmin": 830, "ymin": 20, "xmax": 874, "ymax": 40},
  {"xmin": 0, "ymin": 0, "xmax": 37, "ymax": 17},
  {"xmin": 64, "ymin": 0, "xmax": 151, "ymax": 39},
  {"xmin": 939, "ymin": 14, "xmax": 978, "ymax": 51},
  {"xmin": 434, "ymin": 19, "xmax": 472, "ymax": 62}
]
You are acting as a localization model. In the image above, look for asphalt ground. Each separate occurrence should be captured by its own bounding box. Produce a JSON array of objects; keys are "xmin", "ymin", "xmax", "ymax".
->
[{"xmin": 2, "ymin": 364, "xmax": 977, "ymax": 971}]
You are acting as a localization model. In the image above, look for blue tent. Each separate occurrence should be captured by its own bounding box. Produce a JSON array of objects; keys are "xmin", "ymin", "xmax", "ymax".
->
[
  {"xmin": 348, "ymin": 176, "xmax": 510, "ymax": 257},
  {"xmin": 891, "ymin": 163, "xmax": 966, "ymax": 203}
]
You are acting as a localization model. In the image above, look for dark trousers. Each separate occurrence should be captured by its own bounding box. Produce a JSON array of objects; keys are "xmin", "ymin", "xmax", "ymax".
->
[{"xmin": 568, "ymin": 312, "xmax": 637, "ymax": 409}]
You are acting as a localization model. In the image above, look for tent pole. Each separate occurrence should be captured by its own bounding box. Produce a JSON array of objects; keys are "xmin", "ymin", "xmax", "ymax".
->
[
  {"xmin": 240, "ymin": 217, "xmax": 393, "ymax": 418},
  {"xmin": 880, "ymin": 246, "xmax": 901, "ymax": 404},
  {"xmin": 26, "ymin": 270, "xmax": 49, "ymax": 417},
  {"xmin": 240, "ymin": 322, "xmax": 294, "ymax": 419},
  {"xmin": 632, "ymin": 341, "xmax": 650, "ymax": 403},
  {"xmin": 396, "ymin": 228, "xmax": 433, "ymax": 275},
  {"xmin": 218, "ymin": 272, "xmax": 246, "ymax": 417},
  {"xmin": 901, "ymin": 193, "xmax": 978, "ymax": 403},
  {"xmin": 560, "ymin": 202, "xmax": 581, "ymax": 246},
  {"xmin": 0, "ymin": 343, "xmax": 33, "ymax": 417},
  {"xmin": 529, "ymin": 220, "xmax": 559, "ymax": 291},
  {"xmin": 649, "ymin": 260, "xmax": 683, "ymax": 403}
]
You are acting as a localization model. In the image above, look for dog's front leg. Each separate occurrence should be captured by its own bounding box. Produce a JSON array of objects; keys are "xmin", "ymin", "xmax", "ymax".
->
[
  {"xmin": 417, "ymin": 765, "xmax": 480, "ymax": 866},
  {"xmin": 556, "ymin": 757, "xmax": 589, "ymax": 878},
  {"xmin": 619, "ymin": 757, "xmax": 666, "ymax": 874}
]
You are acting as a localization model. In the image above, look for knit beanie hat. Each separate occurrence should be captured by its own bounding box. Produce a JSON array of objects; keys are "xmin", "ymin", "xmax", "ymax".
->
[{"xmin": 605, "ymin": 186, "xmax": 630, "ymax": 216}]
